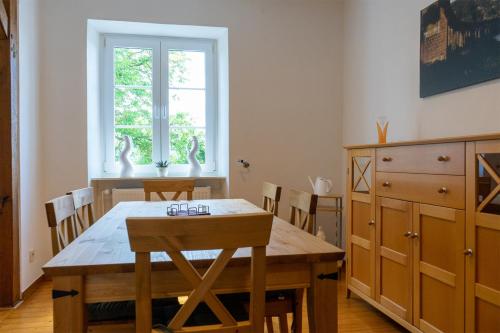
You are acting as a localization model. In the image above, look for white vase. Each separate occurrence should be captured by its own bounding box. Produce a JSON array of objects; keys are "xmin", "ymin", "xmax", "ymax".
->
[
  {"xmin": 316, "ymin": 226, "xmax": 326, "ymax": 241},
  {"xmin": 157, "ymin": 167, "xmax": 168, "ymax": 177},
  {"xmin": 187, "ymin": 136, "xmax": 202, "ymax": 177},
  {"xmin": 119, "ymin": 136, "xmax": 134, "ymax": 177}
]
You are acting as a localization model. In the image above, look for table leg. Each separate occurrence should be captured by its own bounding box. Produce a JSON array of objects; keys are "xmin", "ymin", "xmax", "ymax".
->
[
  {"xmin": 53, "ymin": 275, "xmax": 85, "ymax": 333},
  {"xmin": 307, "ymin": 262, "xmax": 338, "ymax": 333}
]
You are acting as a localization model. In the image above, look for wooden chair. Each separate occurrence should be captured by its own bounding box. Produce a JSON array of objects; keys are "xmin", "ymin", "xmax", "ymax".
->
[
  {"xmin": 143, "ymin": 179, "xmax": 195, "ymax": 201},
  {"xmin": 262, "ymin": 182, "xmax": 282, "ymax": 216},
  {"xmin": 265, "ymin": 189, "xmax": 318, "ymax": 333},
  {"xmin": 67, "ymin": 187, "xmax": 95, "ymax": 235},
  {"xmin": 126, "ymin": 212, "xmax": 273, "ymax": 333},
  {"xmin": 45, "ymin": 195, "xmax": 78, "ymax": 256},
  {"xmin": 288, "ymin": 189, "xmax": 318, "ymax": 234},
  {"xmin": 45, "ymin": 193, "xmax": 158, "ymax": 329}
]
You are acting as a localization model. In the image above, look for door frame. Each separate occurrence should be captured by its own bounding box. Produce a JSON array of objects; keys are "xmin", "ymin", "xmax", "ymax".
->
[{"xmin": 0, "ymin": 0, "xmax": 20, "ymax": 307}]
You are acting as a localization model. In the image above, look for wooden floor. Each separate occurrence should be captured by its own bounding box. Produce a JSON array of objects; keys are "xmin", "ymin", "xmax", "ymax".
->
[{"xmin": 0, "ymin": 276, "xmax": 406, "ymax": 333}]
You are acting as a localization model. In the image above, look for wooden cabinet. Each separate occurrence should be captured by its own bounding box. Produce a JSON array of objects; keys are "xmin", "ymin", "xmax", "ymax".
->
[
  {"xmin": 412, "ymin": 203, "xmax": 465, "ymax": 333},
  {"xmin": 346, "ymin": 135, "xmax": 500, "ymax": 333},
  {"xmin": 465, "ymin": 141, "xmax": 500, "ymax": 333},
  {"xmin": 376, "ymin": 172, "xmax": 465, "ymax": 209},
  {"xmin": 376, "ymin": 143, "xmax": 465, "ymax": 175},
  {"xmin": 376, "ymin": 197, "xmax": 413, "ymax": 323},
  {"xmin": 346, "ymin": 149, "xmax": 376, "ymax": 299}
]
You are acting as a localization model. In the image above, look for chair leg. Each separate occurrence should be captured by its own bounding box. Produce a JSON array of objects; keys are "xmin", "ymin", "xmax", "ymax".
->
[
  {"xmin": 278, "ymin": 314, "xmax": 289, "ymax": 333},
  {"xmin": 266, "ymin": 316, "xmax": 274, "ymax": 333},
  {"xmin": 291, "ymin": 289, "xmax": 304, "ymax": 333}
]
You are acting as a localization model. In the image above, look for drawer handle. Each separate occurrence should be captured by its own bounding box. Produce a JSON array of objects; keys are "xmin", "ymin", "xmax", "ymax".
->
[
  {"xmin": 438, "ymin": 187, "xmax": 448, "ymax": 194},
  {"xmin": 382, "ymin": 181, "xmax": 391, "ymax": 187},
  {"xmin": 403, "ymin": 231, "xmax": 412, "ymax": 238},
  {"xmin": 411, "ymin": 233, "xmax": 419, "ymax": 239},
  {"xmin": 382, "ymin": 157, "xmax": 392, "ymax": 162},
  {"xmin": 463, "ymin": 249, "xmax": 473, "ymax": 256},
  {"xmin": 437, "ymin": 155, "xmax": 450, "ymax": 162},
  {"xmin": 368, "ymin": 220, "xmax": 375, "ymax": 226}
]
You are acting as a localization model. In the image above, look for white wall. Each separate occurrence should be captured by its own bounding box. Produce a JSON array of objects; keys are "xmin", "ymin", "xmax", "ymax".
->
[
  {"xmin": 20, "ymin": 0, "xmax": 500, "ymax": 292},
  {"xmin": 19, "ymin": 0, "xmax": 345, "ymax": 287},
  {"xmin": 19, "ymin": 0, "xmax": 51, "ymax": 291},
  {"xmin": 343, "ymin": 0, "xmax": 500, "ymax": 147}
]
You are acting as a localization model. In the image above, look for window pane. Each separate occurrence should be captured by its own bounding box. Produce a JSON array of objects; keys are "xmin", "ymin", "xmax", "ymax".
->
[
  {"xmin": 114, "ymin": 87, "xmax": 153, "ymax": 165},
  {"xmin": 169, "ymin": 128, "xmax": 206, "ymax": 165},
  {"xmin": 113, "ymin": 47, "xmax": 154, "ymax": 166},
  {"xmin": 168, "ymin": 50, "xmax": 205, "ymax": 89},
  {"xmin": 169, "ymin": 89, "xmax": 206, "ymax": 127},
  {"xmin": 114, "ymin": 47, "xmax": 153, "ymax": 86},
  {"xmin": 115, "ymin": 127, "xmax": 153, "ymax": 165},
  {"xmin": 114, "ymin": 87, "xmax": 152, "ymax": 126}
]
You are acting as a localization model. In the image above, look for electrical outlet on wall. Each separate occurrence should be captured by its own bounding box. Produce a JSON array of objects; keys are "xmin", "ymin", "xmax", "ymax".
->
[{"xmin": 29, "ymin": 249, "xmax": 35, "ymax": 263}]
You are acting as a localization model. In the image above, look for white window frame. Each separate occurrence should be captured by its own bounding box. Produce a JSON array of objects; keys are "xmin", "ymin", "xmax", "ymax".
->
[{"xmin": 102, "ymin": 34, "xmax": 217, "ymax": 174}]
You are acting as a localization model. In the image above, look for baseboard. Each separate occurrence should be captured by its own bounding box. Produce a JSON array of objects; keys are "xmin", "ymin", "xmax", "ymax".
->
[
  {"xmin": 348, "ymin": 285, "xmax": 422, "ymax": 333},
  {"xmin": 21, "ymin": 274, "xmax": 48, "ymax": 300}
]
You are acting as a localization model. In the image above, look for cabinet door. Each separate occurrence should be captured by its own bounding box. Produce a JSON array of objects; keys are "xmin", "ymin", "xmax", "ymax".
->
[
  {"xmin": 465, "ymin": 141, "xmax": 500, "ymax": 333},
  {"xmin": 413, "ymin": 203, "xmax": 465, "ymax": 333},
  {"xmin": 376, "ymin": 197, "xmax": 412, "ymax": 322},
  {"xmin": 347, "ymin": 149, "xmax": 376, "ymax": 299}
]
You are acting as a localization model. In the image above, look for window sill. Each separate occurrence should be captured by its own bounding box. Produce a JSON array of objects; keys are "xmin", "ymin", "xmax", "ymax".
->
[{"xmin": 91, "ymin": 172, "xmax": 226, "ymax": 181}]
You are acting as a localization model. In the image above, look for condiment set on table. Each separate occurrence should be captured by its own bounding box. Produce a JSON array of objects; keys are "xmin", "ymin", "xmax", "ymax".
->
[{"xmin": 167, "ymin": 203, "xmax": 211, "ymax": 216}]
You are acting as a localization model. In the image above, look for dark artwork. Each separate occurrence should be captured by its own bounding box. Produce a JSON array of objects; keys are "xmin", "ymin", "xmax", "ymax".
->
[{"xmin": 420, "ymin": 0, "xmax": 500, "ymax": 97}]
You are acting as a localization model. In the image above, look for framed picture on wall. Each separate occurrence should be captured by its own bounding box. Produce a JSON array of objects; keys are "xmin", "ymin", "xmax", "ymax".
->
[{"xmin": 420, "ymin": 0, "xmax": 500, "ymax": 98}]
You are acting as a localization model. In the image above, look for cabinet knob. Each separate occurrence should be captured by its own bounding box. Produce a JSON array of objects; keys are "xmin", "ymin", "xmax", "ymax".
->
[
  {"xmin": 382, "ymin": 181, "xmax": 391, "ymax": 187},
  {"xmin": 368, "ymin": 220, "xmax": 375, "ymax": 226},
  {"xmin": 464, "ymin": 249, "xmax": 473, "ymax": 256},
  {"xmin": 382, "ymin": 157, "xmax": 392, "ymax": 162},
  {"xmin": 437, "ymin": 155, "xmax": 450, "ymax": 162},
  {"xmin": 403, "ymin": 231, "xmax": 412, "ymax": 238},
  {"xmin": 411, "ymin": 233, "xmax": 419, "ymax": 239},
  {"xmin": 438, "ymin": 187, "xmax": 448, "ymax": 194}
]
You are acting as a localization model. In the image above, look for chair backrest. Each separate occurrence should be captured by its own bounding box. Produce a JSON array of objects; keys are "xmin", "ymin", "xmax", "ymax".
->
[
  {"xmin": 143, "ymin": 180, "xmax": 195, "ymax": 201},
  {"xmin": 288, "ymin": 189, "xmax": 318, "ymax": 234},
  {"xmin": 67, "ymin": 187, "xmax": 95, "ymax": 233},
  {"xmin": 262, "ymin": 182, "xmax": 282, "ymax": 216},
  {"xmin": 45, "ymin": 195, "xmax": 78, "ymax": 255},
  {"xmin": 127, "ymin": 212, "xmax": 273, "ymax": 333}
]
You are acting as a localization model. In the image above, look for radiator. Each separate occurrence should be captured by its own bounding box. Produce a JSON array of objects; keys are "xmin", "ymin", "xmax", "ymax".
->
[{"xmin": 111, "ymin": 187, "xmax": 211, "ymax": 207}]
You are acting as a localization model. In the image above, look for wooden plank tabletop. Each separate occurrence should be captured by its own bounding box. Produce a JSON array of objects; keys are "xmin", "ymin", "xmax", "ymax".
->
[{"xmin": 43, "ymin": 199, "xmax": 344, "ymax": 276}]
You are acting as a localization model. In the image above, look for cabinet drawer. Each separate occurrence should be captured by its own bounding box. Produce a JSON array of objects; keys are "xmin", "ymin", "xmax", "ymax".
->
[
  {"xmin": 376, "ymin": 172, "xmax": 465, "ymax": 209},
  {"xmin": 376, "ymin": 143, "xmax": 465, "ymax": 175}
]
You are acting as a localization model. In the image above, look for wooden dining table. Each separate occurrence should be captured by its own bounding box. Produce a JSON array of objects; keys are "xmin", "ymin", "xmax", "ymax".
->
[{"xmin": 42, "ymin": 199, "xmax": 345, "ymax": 333}]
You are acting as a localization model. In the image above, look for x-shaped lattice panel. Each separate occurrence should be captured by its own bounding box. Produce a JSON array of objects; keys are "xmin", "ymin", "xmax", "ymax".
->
[
  {"xmin": 477, "ymin": 154, "xmax": 500, "ymax": 212},
  {"xmin": 353, "ymin": 157, "xmax": 371, "ymax": 192}
]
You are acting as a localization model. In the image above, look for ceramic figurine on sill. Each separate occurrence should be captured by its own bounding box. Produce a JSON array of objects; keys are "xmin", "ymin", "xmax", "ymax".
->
[
  {"xmin": 188, "ymin": 136, "xmax": 202, "ymax": 177},
  {"xmin": 119, "ymin": 135, "xmax": 134, "ymax": 177}
]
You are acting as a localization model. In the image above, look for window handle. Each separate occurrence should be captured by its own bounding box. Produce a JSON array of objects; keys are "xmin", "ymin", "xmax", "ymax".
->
[
  {"xmin": 162, "ymin": 106, "xmax": 167, "ymax": 119},
  {"xmin": 154, "ymin": 106, "xmax": 160, "ymax": 120}
]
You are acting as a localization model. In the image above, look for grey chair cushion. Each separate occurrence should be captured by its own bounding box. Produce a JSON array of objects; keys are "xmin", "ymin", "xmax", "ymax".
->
[
  {"xmin": 87, "ymin": 295, "xmax": 249, "ymax": 326},
  {"xmin": 87, "ymin": 298, "xmax": 179, "ymax": 323}
]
